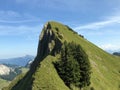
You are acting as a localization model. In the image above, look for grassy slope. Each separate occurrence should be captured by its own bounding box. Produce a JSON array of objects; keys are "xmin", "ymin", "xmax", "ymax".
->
[
  {"xmin": 0, "ymin": 78, "xmax": 10, "ymax": 90},
  {"xmin": 0, "ymin": 68, "xmax": 28, "ymax": 90},
  {"xmin": 49, "ymin": 21, "xmax": 120, "ymax": 90},
  {"xmin": 1, "ymin": 67, "xmax": 29, "ymax": 90},
  {"xmin": 20, "ymin": 67, "xmax": 29, "ymax": 73},
  {"xmin": 32, "ymin": 55, "xmax": 69, "ymax": 90}
]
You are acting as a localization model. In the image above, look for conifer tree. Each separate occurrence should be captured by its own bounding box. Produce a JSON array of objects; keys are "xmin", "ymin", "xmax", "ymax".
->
[{"xmin": 54, "ymin": 41, "xmax": 91, "ymax": 89}]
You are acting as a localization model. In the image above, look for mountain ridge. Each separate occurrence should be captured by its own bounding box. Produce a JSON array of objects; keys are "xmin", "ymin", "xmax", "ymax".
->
[
  {"xmin": 4, "ymin": 21, "xmax": 120, "ymax": 90},
  {"xmin": 0, "ymin": 55, "xmax": 34, "ymax": 66}
]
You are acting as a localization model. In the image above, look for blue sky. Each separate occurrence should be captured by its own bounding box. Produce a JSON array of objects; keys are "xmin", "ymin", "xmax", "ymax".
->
[{"xmin": 0, "ymin": 0, "xmax": 120, "ymax": 59}]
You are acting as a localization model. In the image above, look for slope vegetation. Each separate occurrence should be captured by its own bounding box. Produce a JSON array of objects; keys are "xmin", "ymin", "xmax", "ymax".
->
[
  {"xmin": 50, "ymin": 21, "xmax": 120, "ymax": 90},
  {"xmin": 0, "ymin": 78, "xmax": 10, "ymax": 90}
]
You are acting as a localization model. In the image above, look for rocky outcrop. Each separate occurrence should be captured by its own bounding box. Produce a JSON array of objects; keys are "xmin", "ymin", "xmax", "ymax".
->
[
  {"xmin": 30, "ymin": 22, "xmax": 62, "ymax": 73},
  {"xmin": 0, "ymin": 64, "xmax": 10, "ymax": 75},
  {"xmin": 37, "ymin": 22, "xmax": 62, "ymax": 58}
]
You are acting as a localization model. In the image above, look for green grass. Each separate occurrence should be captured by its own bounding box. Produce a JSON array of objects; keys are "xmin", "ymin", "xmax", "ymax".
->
[
  {"xmin": 20, "ymin": 67, "xmax": 29, "ymax": 73},
  {"xmin": 2, "ymin": 69, "xmax": 29, "ymax": 90},
  {"xmin": 50, "ymin": 21, "xmax": 120, "ymax": 90},
  {"xmin": 0, "ymin": 78, "xmax": 10, "ymax": 90},
  {"xmin": 1, "ymin": 68, "xmax": 29, "ymax": 90},
  {"xmin": 32, "ymin": 55, "xmax": 69, "ymax": 90}
]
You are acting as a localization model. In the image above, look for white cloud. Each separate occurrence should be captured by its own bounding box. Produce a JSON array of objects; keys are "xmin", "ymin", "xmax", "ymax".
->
[
  {"xmin": 0, "ymin": 10, "xmax": 39, "ymax": 23},
  {"xmin": 99, "ymin": 44, "xmax": 120, "ymax": 51},
  {"xmin": 75, "ymin": 14, "xmax": 120, "ymax": 30},
  {"xmin": 0, "ymin": 25, "xmax": 42, "ymax": 36},
  {"xmin": 0, "ymin": 10, "xmax": 20, "ymax": 18},
  {"xmin": 73, "ymin": 13, "xmax": 120, "ymax": 52}
]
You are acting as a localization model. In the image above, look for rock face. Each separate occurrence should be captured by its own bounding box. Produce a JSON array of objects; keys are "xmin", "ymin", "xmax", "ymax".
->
[
  {"xmin": 30, "ymin": 22, "xmax": 62, "ymax": 72},
  {"xmin": 37, "ymin": 22, "xmax": 62, "ymax": 57},
  {"xmin": 0, "ymin": 64, "xmax": 10, "ymax": 75}
]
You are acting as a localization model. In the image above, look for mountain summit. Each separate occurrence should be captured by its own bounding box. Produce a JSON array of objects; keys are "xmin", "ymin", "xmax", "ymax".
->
[{"xmin": 4, "ymin": 21, "xmax": 120, "ymax": 90}]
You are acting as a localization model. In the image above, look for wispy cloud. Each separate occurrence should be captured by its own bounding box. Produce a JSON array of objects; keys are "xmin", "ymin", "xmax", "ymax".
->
[
  {"xmin": 73, "ymin": 13, "xmax": 120, "ymax": 52},
  {"xmin": 75, "ymin": 14, "xmax": 120, "ymax": 30},
  {"xmin": 0, "ymin": 19, "xmax": 40, "ymax": 23},
  {"xmin": 99, "ymin": 44, "xmax": 120, "ymax": 51},
  {"xmin": 0, "ymin": 10, "xmax": 20, "ymax": 18},
  {"xmin": 0, "ymin": 10, "xmax": 39, "ymax": 23},
  {"xmin": 0, "ymin": 25, "xmax": 42, "ymax": 36}
]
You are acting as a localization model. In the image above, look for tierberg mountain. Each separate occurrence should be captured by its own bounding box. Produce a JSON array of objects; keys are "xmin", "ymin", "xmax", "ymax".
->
[{"xmin": 3, "ymin": 21, "xmax": 120, "ymax": 90}]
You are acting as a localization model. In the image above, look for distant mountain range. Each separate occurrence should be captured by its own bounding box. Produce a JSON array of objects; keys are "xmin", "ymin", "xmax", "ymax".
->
[
  {"xmin": 113, "ymin": 52, "xmax": 120, "ymax": 56},
  {"xmin": 0, "ymin": 55, "xmax": 35, "ymax": 66}
]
